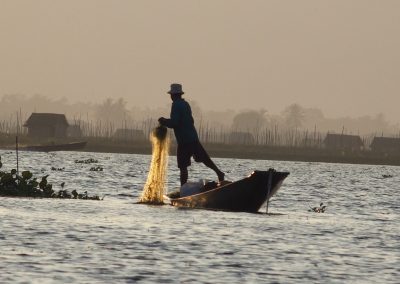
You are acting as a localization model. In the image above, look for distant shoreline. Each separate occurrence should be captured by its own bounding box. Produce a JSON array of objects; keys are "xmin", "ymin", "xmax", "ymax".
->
[
  {"xmin": 80, "ymin": 141, "xmax": 400, "ymax": 167},
  {"xmin": 1, "ymin": 138, "xmax": 399, "ymax": 167}
]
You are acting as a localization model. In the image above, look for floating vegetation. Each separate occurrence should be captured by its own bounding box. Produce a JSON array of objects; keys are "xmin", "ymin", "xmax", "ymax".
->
[
  {"xmin": 382, "ymin": 174, "xmax": 393, "ymax": 178},
  {"xmin": 75, "ymin": 158, "xmax": 98, "ymax": 164},
  {"xmin": 51, "ymin": 167, "xmax": 65, "ymax": 171},
  {"xmin": 309, "ymin": 202, "xmax": 327, "ymax": 213},
  {"xmin": 90, "ymin": 166, "xmax": 103, "ymax": 171},
  {"xmin": 0, "ymin": 155, "xmax": 100, "ymax": 200}
]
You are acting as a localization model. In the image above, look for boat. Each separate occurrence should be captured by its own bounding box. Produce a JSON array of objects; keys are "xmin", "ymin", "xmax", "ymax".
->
[
  {"xmin": 167, "ymin": 169, "xmax": 289, "ymax": 213},
  {"xmin": 21, "ymin": 141, "xmax": 88, "ymax": 152}
]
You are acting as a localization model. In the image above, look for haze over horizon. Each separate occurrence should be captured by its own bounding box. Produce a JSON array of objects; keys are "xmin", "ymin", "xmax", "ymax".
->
[{"xmin": 1, "ymin": 1, "xmax": 399, "ymax": 122}]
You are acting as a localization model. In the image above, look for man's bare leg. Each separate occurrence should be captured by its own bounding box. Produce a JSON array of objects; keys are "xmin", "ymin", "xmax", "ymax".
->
[
  {"xmin": 202, "ymin": 159, "xmax": 225, "ymax": 182},
  {"xmin": 180, "ymin": 167, "xmax": 188, "ymax": 186}
]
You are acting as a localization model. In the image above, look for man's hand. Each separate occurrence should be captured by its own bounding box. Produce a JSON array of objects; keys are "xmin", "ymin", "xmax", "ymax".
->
[{"xmin": 158, "ymin": 117, "xmax": 167, "ymax": 126}]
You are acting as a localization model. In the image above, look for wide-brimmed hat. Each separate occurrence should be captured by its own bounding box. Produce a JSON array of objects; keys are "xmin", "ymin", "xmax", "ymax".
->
[{"xmin": 167, "ymin": 83, "xmax": 184, "ymax": 95}]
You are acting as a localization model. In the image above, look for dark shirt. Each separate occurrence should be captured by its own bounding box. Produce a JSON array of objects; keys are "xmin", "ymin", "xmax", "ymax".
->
[{"xmin": 162, "ymin": 98, "xmax": 199, "ymax": 145}]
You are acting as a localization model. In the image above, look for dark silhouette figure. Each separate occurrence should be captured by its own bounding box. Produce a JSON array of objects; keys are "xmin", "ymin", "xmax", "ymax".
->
[{"xmin": 159, "ymin": 83, "xmax": 225, "ymax": 186}]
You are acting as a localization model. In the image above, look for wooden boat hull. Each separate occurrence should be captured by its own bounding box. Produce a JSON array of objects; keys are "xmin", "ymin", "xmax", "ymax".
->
[
  {"xmin": 169, "ymin": 169, "xmax": 289, "ymax": 213},
  {"xmin": 22, "ymin": 141, "xmax": 87, "ymax": 152}
]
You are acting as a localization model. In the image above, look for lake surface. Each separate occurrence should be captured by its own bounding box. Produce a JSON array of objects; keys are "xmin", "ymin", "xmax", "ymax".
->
[{"xmin": 0, "ymin": 150, "xmax": 399, "ymax": 283}]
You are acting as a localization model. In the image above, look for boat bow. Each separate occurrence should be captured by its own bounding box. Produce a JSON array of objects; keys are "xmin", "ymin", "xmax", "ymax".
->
[{"xmin": 169, "ymin": 169, "xmax": 289, "ymax": 213}]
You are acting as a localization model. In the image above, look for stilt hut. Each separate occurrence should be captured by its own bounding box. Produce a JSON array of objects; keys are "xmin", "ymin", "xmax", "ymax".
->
[
  {"xmin": 24, "ymin": 113, "xmax": 69, "ymax": 138},
  {"xmin": 370, "ymin": 137, "xmax": 400, "ymax": 154},
  {"xmin": 323, "ymin": 133, "xmax": 364, "ymax": 152}
]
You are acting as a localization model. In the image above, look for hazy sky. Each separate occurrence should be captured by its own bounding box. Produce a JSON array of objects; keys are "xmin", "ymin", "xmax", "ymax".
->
[{"xmin": 1, "ymin": 1, "xmax": 399, "ymax": 122}]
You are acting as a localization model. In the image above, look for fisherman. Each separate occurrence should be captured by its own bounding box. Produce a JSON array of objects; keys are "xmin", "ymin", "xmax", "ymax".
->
[{"xmin": 158, "ymin": 83, "xmax": 225, "ymax": 186}]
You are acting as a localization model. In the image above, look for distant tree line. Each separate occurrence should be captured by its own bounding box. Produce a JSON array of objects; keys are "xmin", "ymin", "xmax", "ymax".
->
[{"xmin": 0, "ymin": 94, "xmax": 398, "ymax": 139}]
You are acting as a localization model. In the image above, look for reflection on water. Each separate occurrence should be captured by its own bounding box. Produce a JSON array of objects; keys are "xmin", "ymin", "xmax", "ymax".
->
[{"xmin": 0, "ymin": 150, "xmax": 399, "ymax": 283}]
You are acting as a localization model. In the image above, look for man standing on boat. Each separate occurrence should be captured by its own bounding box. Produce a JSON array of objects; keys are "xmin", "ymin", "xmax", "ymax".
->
[{"xmin": 158, "ymin": 83, "xmax": 225, "ymax": 186}]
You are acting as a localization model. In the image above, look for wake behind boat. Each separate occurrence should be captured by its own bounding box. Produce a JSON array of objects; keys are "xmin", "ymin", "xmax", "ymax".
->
[
  {"xmin": 166, "ymin": 169, "xmax": 289, "ymax": 213},
  {"xmin": 20, "ymin": 141, "xmax": 87, "ymax": 152}
]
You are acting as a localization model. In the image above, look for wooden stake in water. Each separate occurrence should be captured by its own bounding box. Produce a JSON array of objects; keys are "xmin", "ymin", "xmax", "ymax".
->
[
  {"xmin": 16, "ymin": 136, "xmax": 19, "ymax": 176},
  {"xmin": 139, "ymin": 125, "xmax": 170, "ymax": 204}
]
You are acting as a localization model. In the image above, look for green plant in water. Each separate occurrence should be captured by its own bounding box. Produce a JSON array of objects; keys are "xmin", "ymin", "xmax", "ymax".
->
[
  {"xmin": 309, "ymin": 202, "xmax": 326, "ymax": 213},
  {"xmin": 0, "ymin": 155, "xmax": 101, "ymax": 200},
  {"xmin": 51, "ymin": 167, "xmax": 65, "ymax": 171},
  {"xmin": 75, "ymin": 158, "xmax": 98, "ymax": 164},
  {"xmin": 90, "ymin": 166, "xmax": 103, "ymax": 171}
]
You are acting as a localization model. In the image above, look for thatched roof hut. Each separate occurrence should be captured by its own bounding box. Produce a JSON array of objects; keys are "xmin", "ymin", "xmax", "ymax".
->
[
  {"xmin": 24, "ymin": 113, "xmax": 69, "ymax": 138},
  {"xmin": 370, "ymin": 137, "xmax": 400, "ymax": 154},
  {"xmin": 323, "ymin": 133, "xmax": 364, "ymax": 152}
]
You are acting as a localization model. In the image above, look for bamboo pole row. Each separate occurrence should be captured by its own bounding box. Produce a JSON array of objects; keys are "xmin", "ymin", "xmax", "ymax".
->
[{"xmin": 1, "ymin": 117, "xmax": 398, "ymax": 149}]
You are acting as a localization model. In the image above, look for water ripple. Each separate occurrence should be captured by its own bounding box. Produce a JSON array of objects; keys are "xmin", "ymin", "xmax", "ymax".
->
[{"xmin": 0, "ymin": 150, "xmax": 399, "ymax": 283}]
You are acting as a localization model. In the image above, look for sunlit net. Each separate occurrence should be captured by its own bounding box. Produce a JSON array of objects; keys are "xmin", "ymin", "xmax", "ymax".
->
[{"xmin": 139, "ymin": 126, "xmax": 169, "ymax": 204}]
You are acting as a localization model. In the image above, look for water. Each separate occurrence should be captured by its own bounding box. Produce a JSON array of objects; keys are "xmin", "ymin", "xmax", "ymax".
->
[{"xmin": 0, "ymin": 150, "xmax": 399, "ymax": 283}]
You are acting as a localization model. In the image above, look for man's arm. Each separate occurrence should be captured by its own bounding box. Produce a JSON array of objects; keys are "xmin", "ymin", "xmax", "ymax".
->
[{"xmin": 159, "ymin": 103, "xmax": 180, "ymax": 129}]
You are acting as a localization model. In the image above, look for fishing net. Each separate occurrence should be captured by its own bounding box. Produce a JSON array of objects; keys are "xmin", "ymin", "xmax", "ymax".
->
[{"xmin": 139, "ymin": 125, "xmax": 170, "ymax": 204}]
